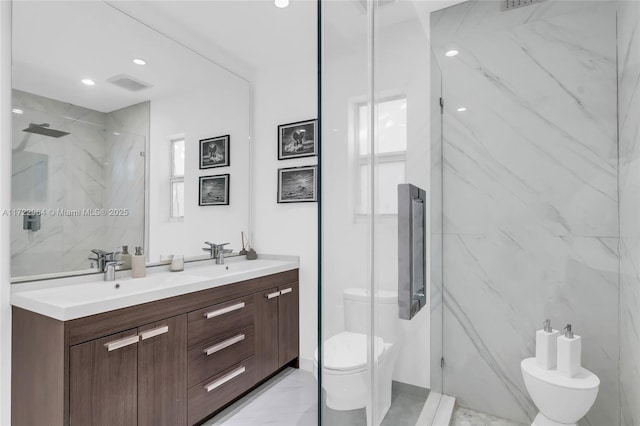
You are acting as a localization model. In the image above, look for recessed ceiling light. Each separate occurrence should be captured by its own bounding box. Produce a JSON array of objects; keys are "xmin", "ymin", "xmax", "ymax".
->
[
  {"xmin": 81, "ymin": 79, "xmax": 95, "ymax": 86},
  {"xmin": 12, "ymin": 108, "xmax": 23, "ymax": 114},
  {"xmin": 133, "ymin": 58, "xmax": 146, "ymax": 66},
  {"xmin": 457, "ymin": 107, "xmax": 467, "ymax": 112},
  {"xmin": 275, "ymin": 0, "xmax": 289, "ymax": 8},
  {"xmin": 113, "ymin": 132, "xmax": 121, "ymax": 136},
  {"xmin": 445, "ymin": 50, "xmax": 459, "ymax": 57}
]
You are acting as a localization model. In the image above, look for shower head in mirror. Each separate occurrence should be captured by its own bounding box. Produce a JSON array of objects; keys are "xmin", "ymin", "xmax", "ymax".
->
[{"xmin": 22, "ymin": 123, "xmax": 70, "ymax": 138}]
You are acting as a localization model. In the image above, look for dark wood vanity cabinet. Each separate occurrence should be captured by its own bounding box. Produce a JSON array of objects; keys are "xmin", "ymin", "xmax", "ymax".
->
[
  {"xmin": 255, "ymin": 281, "xmax": 300, "ymax": 381},
  {"xmin": 68, "ymin": 316, "xmax": 187, "ymax": 426},
  {"xmin": 12, "ymin": 269, "xmax": 299, "ymax": 426}
]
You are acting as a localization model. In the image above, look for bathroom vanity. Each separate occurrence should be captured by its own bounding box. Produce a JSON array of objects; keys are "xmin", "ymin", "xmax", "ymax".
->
[{"xmin": 10, "ymin": 258, "xmax": 300, "ymax": 426}]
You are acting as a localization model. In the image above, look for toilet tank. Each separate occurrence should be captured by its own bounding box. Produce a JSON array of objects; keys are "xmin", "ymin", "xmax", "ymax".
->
[{"xmin": 344, "ymin": 288, "xmax": 399, "ymax": 344}]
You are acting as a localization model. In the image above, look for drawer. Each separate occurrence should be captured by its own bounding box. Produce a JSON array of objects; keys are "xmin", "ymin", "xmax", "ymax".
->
[
  {"xmin": 187, "ymin": 356, "xmax": 256, "ymax": 426},
  {"xmin": 187, "ymin": 325, "xmax": 254, "ymax": 388},
  {"xmin": 188, "ymin": 295, "xmax": 254, "ymax": 348}
]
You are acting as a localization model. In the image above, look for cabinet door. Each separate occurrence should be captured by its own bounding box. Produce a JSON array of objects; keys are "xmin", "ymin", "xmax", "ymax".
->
[
  {"xmin": 70, "ymin": 329, "xmax": 139, "ymax": 426},
  {"xmin": 278, "ymin": 282, "xmax": 299, "ymax": 366},
  {"xmin": 138, "ymin": 315, "xmax": 187, "ymax": 426},
  {"xmin": 255, "ymin": 288, "xmax": 280, "ymax": 380}
]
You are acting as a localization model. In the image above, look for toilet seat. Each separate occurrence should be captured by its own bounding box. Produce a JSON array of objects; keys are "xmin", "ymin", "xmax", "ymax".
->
[
  {"xmin": 314, "ymin": 331, "xmax": 385, "ymax": 374},
  {"xmin": 521, "ymin": 358, "xmax": 599, "ymax": 390}
]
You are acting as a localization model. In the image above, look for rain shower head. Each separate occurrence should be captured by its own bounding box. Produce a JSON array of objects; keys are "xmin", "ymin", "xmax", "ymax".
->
[{"xmin": 22, "ymin": 123, "xmax": 70, "ymax": 138}]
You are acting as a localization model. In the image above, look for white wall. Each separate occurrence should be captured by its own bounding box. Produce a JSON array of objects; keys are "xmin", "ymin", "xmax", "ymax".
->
[
  {"xmin": 148, "ymin": 78, "xmax": 250, "ymax": 262},
  {"xmin": 0, "ymin": 2, "xmax": 11, "ymax": 422},
  {"xmin": 252, "ymin": 60, "xmax": 318, "ymax": 370}
]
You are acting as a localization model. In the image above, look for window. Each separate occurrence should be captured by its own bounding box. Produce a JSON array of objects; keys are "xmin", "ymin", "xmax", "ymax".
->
[
  {"xmin": 170, "ymin": 138, "xmax": 185, "ymax": 219},
  {"xmin": 356, "ymin": 97, "xmax": 407, "ymax": 215}
]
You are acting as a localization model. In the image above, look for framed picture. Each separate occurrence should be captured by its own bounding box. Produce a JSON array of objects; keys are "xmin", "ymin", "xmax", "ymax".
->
[
  {"xmin": 199, "ymin": 135, "xmax": 230, "ymax": 169},
  {"xmin": 277, "ymin": 165, "xmax": 317, "ymax": 203},
  {"xmin": 199, "ymin": 174, "xmax": 229, "ymax": 206},
  {"xmin": 277, "ymin": 119, "xmax": 317, "ymax": 160}
]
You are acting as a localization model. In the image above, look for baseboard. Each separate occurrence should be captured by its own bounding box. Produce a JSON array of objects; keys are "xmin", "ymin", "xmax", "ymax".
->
[{"xmin": 299, "ymin": 357, "xmax": 314, "ymax": 372}]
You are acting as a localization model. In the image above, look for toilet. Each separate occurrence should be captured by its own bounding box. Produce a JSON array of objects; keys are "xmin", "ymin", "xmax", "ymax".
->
[
  {"xmin": 313, "ymin": 288, "xmax": 399, "ymax": 426},
  {"xmin": 521, "ymin": 357, "xmax": 599, "ymax": 426}
]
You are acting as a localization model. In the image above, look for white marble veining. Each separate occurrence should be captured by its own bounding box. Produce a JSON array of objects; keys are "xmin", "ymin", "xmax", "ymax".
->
[
  {"xmin": 617, "ymin": 1, "xmax": 640, "ymax": 425},
  {"xmin": 204, "ymin": 368, "xmax": 317, "ymax": 426},
  {"xmin": 432, "ymin": 1, "xmax": 620, "ymax": 424},
  {"xmin": 10, "ymin": 90, "xmax": 146, "ymax": 277},
  {"xmin": 452, "ymin": 406, "xmax": 525, "ymax": 426},
  {"xmin": 11, "ymin": 256, "xmax": 298, "ymax": 321}
]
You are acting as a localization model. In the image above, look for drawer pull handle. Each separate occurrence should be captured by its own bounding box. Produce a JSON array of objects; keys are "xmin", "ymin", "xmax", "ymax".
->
[
  {"xmin": 204, "ymin": 333, "xmax": 245, "ymax": 356},
  {"xmin": 140, "ymin": 325, "xmax": 169, "ymax": 340},
  {"xmin": 204, "ymin": 302, "xmax": 245, "ymax": 319},
  {"xmin": 205, "ymin": 366, "xmax": 246, "ymax": 392},
  {"xmin": 280, "ymin": 287, "xmax": 292, "ymax": 295},
  {"xmin": 266, "ymin": 291, "xmax": 280, "ymax": 299},
  {"xmin": 104, "ymin": 335, "xmax": 140, "ymax": 351}
]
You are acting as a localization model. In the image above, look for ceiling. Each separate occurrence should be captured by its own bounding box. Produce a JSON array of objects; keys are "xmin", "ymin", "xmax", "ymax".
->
[
  {"xmin": 12, "ymin": 1, "xmax": 239, "ymax": 113},
  {"xmin": 12, "ymin": 0, "xmax": 466, "ymax": 113}
]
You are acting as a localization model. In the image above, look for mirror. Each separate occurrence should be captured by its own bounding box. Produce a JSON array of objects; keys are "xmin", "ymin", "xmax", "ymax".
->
[{"xmin": 10, "ymin": 1, "xmax": 251, "ymax": 279}]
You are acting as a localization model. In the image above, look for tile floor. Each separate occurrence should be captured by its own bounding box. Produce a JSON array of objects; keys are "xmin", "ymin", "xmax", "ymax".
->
[
  {"xmin": 203, "ymin": 367, "xmax": 430, "ymax": 426},
  {"xmin": 450, "ymin": 406, "xmax": 526, "ymax": 426},
  {"xmin": 204, "ymin": 368, "xmax": 317, "ymax": 426}
]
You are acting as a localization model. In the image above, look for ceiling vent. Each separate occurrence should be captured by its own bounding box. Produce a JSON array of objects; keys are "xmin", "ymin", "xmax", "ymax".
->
[
  {"xmin": 106, "ymin": 74, "xmax": 152, "ymax": 92},
  {"xmin": 501, "ymin": 0, "xmax": 546, "ymax": 11}
]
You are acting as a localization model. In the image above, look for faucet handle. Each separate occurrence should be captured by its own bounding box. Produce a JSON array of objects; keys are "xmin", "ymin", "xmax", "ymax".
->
[
  {"xmin": 204, "ymin": 241, "xmax": 215, "ymax": 247},
  {"xmin": 91, "ymin": 249, "xmax": 108, "ymax": 256},
  {"xmin": 214, "ymin": 243, "xmax": 230, "ymax": 248},
  {"xmin": 105, "ymin": 250, "xmax": 121, "ymax": 262}
]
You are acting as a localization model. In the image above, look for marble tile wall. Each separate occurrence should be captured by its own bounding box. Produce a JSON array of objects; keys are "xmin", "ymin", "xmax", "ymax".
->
[
  {"xmin": 11, "ymin": 90, "xmax": 107, "ymax": 276},
  {"xmin": 617, "ymin": 1, "xmax": 640, "ymax": 424},
  {"xmin": 431, "ymin": 1, "xmax": 620, "ymax": 424},
  {"xmin": 10, "ymin": 90, "xmax": 146, "ymax": 277},
  {"xmin": 104, "ymin": 102, "xmax": 148, "ymax": 254}
]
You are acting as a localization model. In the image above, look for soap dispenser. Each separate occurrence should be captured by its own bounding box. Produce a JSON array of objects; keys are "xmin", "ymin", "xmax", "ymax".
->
[
  {"xmin": 119, "ymin": 245, "xmax": 132, "ymax": 270},
  {"xmin": 557, "ymin": 324, "xmax": 582, "ymax": 377},
  {"xmin": 131, "ymin": 246, "xmax": 146, "ymax": 278},
  {"xmin": 536, "ymin": 319, "xmax": 561, "ymax": 369}
]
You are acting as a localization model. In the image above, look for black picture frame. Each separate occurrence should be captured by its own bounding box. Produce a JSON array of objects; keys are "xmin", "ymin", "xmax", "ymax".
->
[
  {"xmin": 199, "ymin": 135, "xmax": 230, "ymax": 169},
  {"xmin": 277, "ymin": 165, "xmax": 317, "ymax": 203},
  {"xmin": 277, "ymin": 119, "xmax": 317, "ymax": 160},
  {"xmin": 199, "ymin": 174, "xmax": 230, "ymax": 206}
]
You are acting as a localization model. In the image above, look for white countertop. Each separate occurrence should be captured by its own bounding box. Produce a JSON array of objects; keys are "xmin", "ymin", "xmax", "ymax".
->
[{"xmin": 11, "ymin": 255, "xmax": 299, "ymax": 321}]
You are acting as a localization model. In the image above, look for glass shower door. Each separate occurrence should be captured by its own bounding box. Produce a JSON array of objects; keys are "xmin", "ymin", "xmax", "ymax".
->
[{"xmin": 320, "ymin": 0, "xmax": 444, "ymax": 424}]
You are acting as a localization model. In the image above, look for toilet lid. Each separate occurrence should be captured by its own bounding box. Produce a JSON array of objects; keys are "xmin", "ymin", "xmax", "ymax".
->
[
  {"xmin": 318, "ymin": 332, "xmax": 385, "ymax": 371},
  {"xmin": 521, "ymin": 358, "xmax": 600, "ymax": 390}
]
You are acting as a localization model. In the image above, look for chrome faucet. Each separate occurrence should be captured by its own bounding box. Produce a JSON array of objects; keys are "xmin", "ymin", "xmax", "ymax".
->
[
  {"xmin": 203, "ymin": 242, "xmax": 233, "ymax": 264},
  {"xmin": 104, "ymin": 260, "xmax": 124, "ymax": 281},
  {"xmin": 89, "ymin": 249, "xmax": 120, "ymax": 272}
]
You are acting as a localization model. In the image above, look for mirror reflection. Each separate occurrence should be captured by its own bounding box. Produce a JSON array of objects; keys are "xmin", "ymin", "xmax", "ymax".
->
[{"xmin": 11, "ymin": 1, "xmax": 251, "ymax": 279}]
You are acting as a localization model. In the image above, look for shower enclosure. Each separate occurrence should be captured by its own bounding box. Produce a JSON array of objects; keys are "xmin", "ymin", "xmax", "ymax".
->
[
  {"xmin": 319, "ymin": 1, "xmax": 443, "ymax": 424},
  {"xmin": 320, "ymin": 0, "xmax": 640, "ymax": 425}
]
